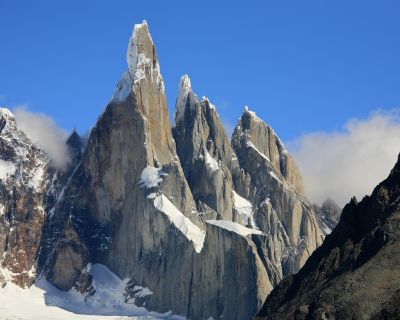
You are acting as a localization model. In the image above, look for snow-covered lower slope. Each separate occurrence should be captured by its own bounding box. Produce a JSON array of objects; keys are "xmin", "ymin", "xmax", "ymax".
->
[{"xmin": 0, "ymin": 264, "xmax": 184, "ymax": 320}]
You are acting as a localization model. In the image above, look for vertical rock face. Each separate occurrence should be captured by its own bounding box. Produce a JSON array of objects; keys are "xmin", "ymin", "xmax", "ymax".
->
[
  {"xmin": 172, "ymin": 76, "xmax": 238, "ymax": 221},
  {"xmin": 233, "ymin": 108, "xmax": 303, "ymax": 193},
  {"xmin": 39, "ymin": 21, "xmax": 274, "ymax": 320},
  {"xmin": 0, "ymin": 108, "xmax": 50, "ymax": 287},
  {"xmin": 172, "ymin": 76, "xmax": 325, "ymax": 280},
  {"xmin": 257, "ymin": 156, "xmax": 400, "ymax": 320},
  {"xmin": 231, "ymin": 108, "xmax": 324, "ymax": 276},
  {"xmin": 0, "ymin": 21, "xmax": 328, "ymax": 320}
]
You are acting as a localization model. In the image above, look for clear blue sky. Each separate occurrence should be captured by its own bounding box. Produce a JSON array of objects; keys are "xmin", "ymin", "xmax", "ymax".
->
[{"xmin": 1, "ymin": 0, "xmax": 399, "ymax": 141}]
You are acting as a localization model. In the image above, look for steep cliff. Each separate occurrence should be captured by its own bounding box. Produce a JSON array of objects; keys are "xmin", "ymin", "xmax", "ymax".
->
[
  {"xmin": 172, "ymin": 75, "xmax": 239, "ymax": 222},
  {"xmin": 0, "ymin": 108, "xmax": 50, "ymax": 287},
  {"xmin": 172, "ymin": 76, "xmax": 325, "ymax": 281},
  {"xmin": 40, "ymin": 21, "xmax": 275, "ymax": 320},
  {"xmin": 0, "ymin": 21, "xmax": 328, "ymax": 320},
  {"xmin": 231, "ymin": 108, "xmax": 324, "ymax": 276}
]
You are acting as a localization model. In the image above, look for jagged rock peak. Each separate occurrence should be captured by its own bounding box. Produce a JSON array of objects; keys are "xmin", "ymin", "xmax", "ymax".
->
[
  {"xmin": 178, "ymin": 74, "xmax": 192, "ymax": 101},
  {"xmin": 243, "ymin": 105, "xmax": 263, "ymax": 122},
  {"xmin": 0, "ymin": 107, "xmax": 15, "ymax": 120},
  {"xmin": 126, "ymin": 20, "xmax": 160, "ymax": 79},
  {"xmin": 174, "ymin": 74, "xmax": 198, "ymax": 126},
  {"xmin": 0, "ymin": 107, "xmax": 17, "ymax": 130},
  {"xmin": 66, "ymin": 128, "xmax": 81, "ymax": 145},
  {"xmin": 233, "ymin": 105, "xmax": 303, "ymax": 193},
  {"xmin": 200, "ymin": 96, "xmax": 217, "ymax": 111},
  {"xmin": 112, "ymin": 20, "xmax": 164, "ymax": 103},
  {"xmin": 66, "ymin": 129, "xmax": 83, "ymax": 159}
]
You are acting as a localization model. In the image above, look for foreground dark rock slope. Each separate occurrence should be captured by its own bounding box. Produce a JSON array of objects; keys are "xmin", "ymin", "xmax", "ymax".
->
[
  {"xmin": 257, "ymin": 155, "xmax": 400, "ymax": 320},
  {"xmin": 0, "ymin": 21, "xmax": 326, "ymax": 320}
]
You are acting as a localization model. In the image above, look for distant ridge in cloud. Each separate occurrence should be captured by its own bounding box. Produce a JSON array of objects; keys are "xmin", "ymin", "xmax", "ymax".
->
[
  {"xmin": 289, "ymin": 109, "xmax": 400, "ymax": 207},
  {"xmin": 13, "ymin": 106, "xmax": 71, "ymax": 169}
]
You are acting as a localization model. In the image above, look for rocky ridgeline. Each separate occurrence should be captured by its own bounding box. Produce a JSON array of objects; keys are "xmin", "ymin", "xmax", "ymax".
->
[
  {"xmin": 256, "ymin": 158, "xmax": 400, "ymax": 319},
  {"xmin": 0, "ymin": 21, "xmax": 326, "ymax": 320}
]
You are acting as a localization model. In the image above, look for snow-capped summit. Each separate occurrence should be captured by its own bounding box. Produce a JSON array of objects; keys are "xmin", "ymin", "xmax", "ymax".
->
[
  {"xmin": 242, "ymin": 105, "xmax": 263, "ymax": 122},
  {"xmin": 0, "ymin": 21, "xmax": 329, "ymax": 320},
  {"xmin": 127, "ymin": 20, "xmax": 151, "ymax": 77},
  {"xmin": 0, "ymin": 107, "xmax": 15, "ymax": 121},
  {"xmin": 178, "ymin": 74, "xmax": 192, "ymax": 102},
  {"xmin": 0, "ymin": 107, "xmax": 17, "ymax": 133},
  {"xmin": 112, "ymin": 20, "xmax": 164, "ymax": 103}
]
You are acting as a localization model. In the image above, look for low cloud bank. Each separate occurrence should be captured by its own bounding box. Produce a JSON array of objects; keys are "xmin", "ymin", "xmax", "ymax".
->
[
  {"xmin": 289, "ymin": 110, "xmax": 400, "ymax": 207},
  {"xmin": 13, "ymin": 107, "xmax": 70, "ymax": 169}
]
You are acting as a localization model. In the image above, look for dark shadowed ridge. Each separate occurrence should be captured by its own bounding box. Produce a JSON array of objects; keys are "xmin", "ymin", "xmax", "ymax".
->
[{"xmin": 256, "ymin": 154, "xmax": 400, "ymax": 319}]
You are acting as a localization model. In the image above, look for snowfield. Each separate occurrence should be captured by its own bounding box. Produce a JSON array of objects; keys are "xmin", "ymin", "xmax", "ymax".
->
[{"xmin": 0, "ymin": 264, "xmax": 184, "ymax": 320}]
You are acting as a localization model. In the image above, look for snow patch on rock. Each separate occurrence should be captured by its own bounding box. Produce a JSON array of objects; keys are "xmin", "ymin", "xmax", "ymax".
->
[
  {"xmin": 246, "ymin": 140, "xmax": 270, "ymax": 162},
  {"xmin": 153, "ymin": 194, "xmax": 205, "ymax": 253},
  {"xmin": 206, "ymin": 220, "xmax": 263, "ymax": 237},
  {"xmin": 204, "ymin": 152, "xmax": 219, "ymax": 173},
  {"xmin": 232, "ymin": 191, "xmax": 257, "ymax": 228},
  {"xmin": 0, "ymin": 159, "xmax": 16, "ymax": 181},
  {"xmin": 139, "ymin": 166, "xmax": 167, "ymax": 188},
  {"xmin": 132, "ymin": 286, "xmax": 153, "ymax": 298},
  {"xmin": 268, "ymin": 170, "xmax": 282, "ymax": 184},
  {"xmin": 243, "ymin": 106, "xmax": 262, "ymax": 122},
  {"xmin": 112, "ymin": 71, "xmax": 134, "ymax": 103},
  {"xmin": 0, "ymin": 107, "xmax": 15, "ymax": 121},
  {"xmin": 140, "ymin": 166, "xmax": 205, "ymax": 253},
  {"xmin": 322, "ymin": 223, "xmax": 332, "ymax": 235},
  {"xmin": 28, "ymin": 164, "xmax": 46, "ymax": 190}
]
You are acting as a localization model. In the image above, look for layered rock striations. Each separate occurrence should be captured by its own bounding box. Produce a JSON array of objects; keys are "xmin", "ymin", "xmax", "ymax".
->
[{"xmin": 257, "ymin": 156, "xmax": 400, "ymax": 320}]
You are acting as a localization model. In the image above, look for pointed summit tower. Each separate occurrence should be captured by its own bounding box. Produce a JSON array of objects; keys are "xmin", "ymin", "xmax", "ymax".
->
[{"xmin": 44, "ymin": 23, "xmax": 273, "ymax": 320}]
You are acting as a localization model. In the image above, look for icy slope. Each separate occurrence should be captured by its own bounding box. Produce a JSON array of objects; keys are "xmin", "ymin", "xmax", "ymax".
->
[{"xmin": 0, "ymin": 264, "xmax": 183, "ymax": 320}]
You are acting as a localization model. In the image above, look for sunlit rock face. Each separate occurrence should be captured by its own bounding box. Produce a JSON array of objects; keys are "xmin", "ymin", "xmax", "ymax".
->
[
  {"xmin": 0, "ymin": 21, "xmax": 326, "ymax": 320},
  {"xmin": 231, "ymin": 108, "xmax": 325, "ymax": 276}
]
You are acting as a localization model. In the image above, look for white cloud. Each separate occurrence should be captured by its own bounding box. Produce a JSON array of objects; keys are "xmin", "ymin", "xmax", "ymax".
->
[
  {"xmin": 13, "ymin": 106, "xmax": 71, "ymax": 169},
  {"xmin": 289, "ymin": 110, "xmax": 400, "ymax": 207},
  {"xmin": 222, "ymin": 119, "xmax": 234, "ymax": 138}
]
